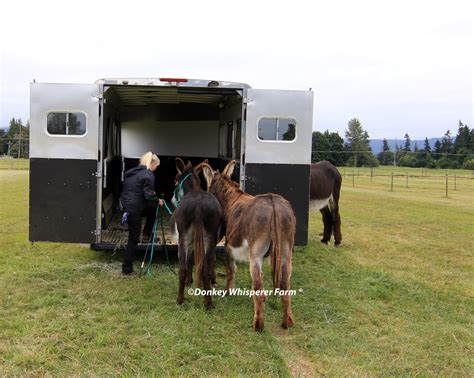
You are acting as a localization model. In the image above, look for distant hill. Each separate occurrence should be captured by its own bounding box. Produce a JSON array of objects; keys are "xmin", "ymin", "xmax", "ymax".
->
[{"xmin": 369, "ymin": 138, "xmax": 440, "ymax": 154}]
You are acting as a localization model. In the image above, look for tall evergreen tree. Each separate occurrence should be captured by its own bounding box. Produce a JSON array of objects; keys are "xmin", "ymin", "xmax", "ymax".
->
[
  {"xmin": 433, "ymin": 140, "xmax": 442, "ymax": 160},
  {"xmin": 424, "ymin": 137, "xmax": 432, "ymax": 154},
  {"xmin": 403, "ymin": 133, "xmax": 411, "ymax": 152},
  {"xmin": 454, "ymin": 120, "xmax": 471, "ymax": 164},
  {"xmin": 440, "ymin": 130, "xmax": 454, "ymax": 155},
  {"xmin": 377, "ymin": 138, "xmax": 394, "ymax": 165},
  {"xmin": 345, "ymin": 118, "xmax": 377, "ymax": 167},
  {"xmin": 0, "ymin": 128, "xmax": 6, "ymax": 155}
]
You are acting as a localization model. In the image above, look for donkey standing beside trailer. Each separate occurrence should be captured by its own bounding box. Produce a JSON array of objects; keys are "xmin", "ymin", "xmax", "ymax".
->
[
  {"xmin": 310, "ymin": 160, "xmax": 342, "ymax": 246},
  {"xmin": 203, "ymin": 160, "xmax": 296, "ymax": 331},
  {"xmin": 170, "ymin": 158, "xmax": 223, "ymax": 309}
]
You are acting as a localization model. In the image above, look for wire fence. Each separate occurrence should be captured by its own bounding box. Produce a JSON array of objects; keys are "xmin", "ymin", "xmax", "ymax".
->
[
  {"xmin": 2, "ymin": 158, "xmax": 473, "ymax": 199},
  {"xmin": 339, "ymin": 167, "xmax": 474, "ymax": 197}
]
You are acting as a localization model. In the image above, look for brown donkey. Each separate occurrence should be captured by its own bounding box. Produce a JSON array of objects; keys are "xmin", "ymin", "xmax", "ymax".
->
[
  {"xmin": 310, "ymin": 160, "xmax": 342, "ymax": 246},
  {"xmin": 202, "ymin": 160, "xmax": 296, "ymax": 331},
  {"xmin": 170, "ymin": 158, "xmax": 223, "ymax": 309}
]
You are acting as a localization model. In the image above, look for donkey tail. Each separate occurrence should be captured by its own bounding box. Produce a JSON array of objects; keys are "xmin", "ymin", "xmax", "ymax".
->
[
  {"xmin": 193, "ymin": 221, "xmax": 205, "ymax": 288},
  {"xmin": 270, "ymin": 195, "xmax": 282, "ymax": 289}
]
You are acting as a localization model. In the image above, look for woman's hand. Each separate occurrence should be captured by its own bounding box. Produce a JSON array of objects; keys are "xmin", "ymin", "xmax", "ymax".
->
[{"xmin": 158, "ymin": 199, "xmax": 164, "ymax": 206}]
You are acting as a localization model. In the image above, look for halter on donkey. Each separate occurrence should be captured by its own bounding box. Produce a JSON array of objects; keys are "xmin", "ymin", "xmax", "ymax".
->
[{"xmin": 169, "ymin": 158, "xmax": 223, "ymax": 309}]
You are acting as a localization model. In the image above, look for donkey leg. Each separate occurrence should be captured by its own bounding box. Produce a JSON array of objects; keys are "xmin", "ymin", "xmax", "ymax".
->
[
  {"xmin": 333, "ymin": 208, "xmax": 342, "ymax": 246},
  {"xmin": 177, "ymin": 241, "xmax": 187, "ymax": 305},
  {"xmin": 224, "ymin": 244, "xmax": 237, "ymax": 294},
  {"xmin": 250, "ymin": 255, "xmax": 265, "ymax": 332},
  {"xmin": 202, "ymin": 243, "xmax": 216, "ymax": 310},
  {"xmin": 280, "ymin": 245, "xmax": 295, "ymax": 329},
  {"xmin": 210, "ymin": 252, "xmax": 217, "ymax": 286},
  {"xmin": 332, "ymin": 184, "xmax": 342, "ymax": 246},
  {"xmin": 320, "ymin": 207, "xmax": 333, "ymax": 244},
  {"xmin": 185, "ymin": 243, "xmax": 194, "ymax": 286}
]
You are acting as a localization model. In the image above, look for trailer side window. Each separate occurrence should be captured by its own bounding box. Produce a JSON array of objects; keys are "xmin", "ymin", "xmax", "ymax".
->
[
  {"xmin": 47, "ymin": 112, "xmax": 86, "ymax": 136},
  {"xmin": 258, "ymin": 118, "xmax": 296, "ymax": 142}
]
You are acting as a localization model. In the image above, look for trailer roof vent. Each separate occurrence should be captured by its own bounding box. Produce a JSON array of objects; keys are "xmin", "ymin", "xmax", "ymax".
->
[{"xmin": 208, "ymin": 80, "xmax": 219, "ymax": 87}]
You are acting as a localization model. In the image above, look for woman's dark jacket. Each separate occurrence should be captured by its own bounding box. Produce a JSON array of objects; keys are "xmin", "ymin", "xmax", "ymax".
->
[{"xmin": 119, "ymin": 165, "xmax": 157, "ymax": 213}]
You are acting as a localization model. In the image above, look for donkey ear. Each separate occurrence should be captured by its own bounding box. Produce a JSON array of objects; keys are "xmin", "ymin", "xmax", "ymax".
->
[
  {"xmin": 223, "ymin": 160, "xmax": 237, "ymax": 179},
  {"xmin": 201, "ymin": 163, "xmax": 214, "ymax": 191},
  {"xmin": 175, "ymin": 157, "xmax": 186, "ymax": 175},
  {"xmin": 194, "ymin": 159, "xmax": 209, "ymax": 173}
]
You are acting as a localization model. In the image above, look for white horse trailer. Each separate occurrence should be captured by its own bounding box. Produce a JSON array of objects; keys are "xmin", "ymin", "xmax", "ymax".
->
[{"xmin": 29, "ymin": 78, "xmax": 313, "ymax": 247}]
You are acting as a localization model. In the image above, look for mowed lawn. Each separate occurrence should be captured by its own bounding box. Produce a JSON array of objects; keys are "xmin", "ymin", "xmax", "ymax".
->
[{"xmin": 0, "ymin": 169, "xmax": 473, "ymax": 376}]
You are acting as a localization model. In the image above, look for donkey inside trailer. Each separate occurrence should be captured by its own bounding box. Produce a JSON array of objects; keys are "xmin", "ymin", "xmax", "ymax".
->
[{"xmin": 29, "ymin": 78, "xmax": 313, "ymax": 248}]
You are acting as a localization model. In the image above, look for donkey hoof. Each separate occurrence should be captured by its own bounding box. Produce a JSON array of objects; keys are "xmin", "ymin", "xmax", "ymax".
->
[
  {"xmin": 204, "ymin": 300, "xmax": 214, "ymax": 310},
  {"xmin": 253, "ymin": 318, "xmax": 265, "ymax": 332},
  {"xmin": 320, "ymin": 239, "xmax": 329, "ymax": 245},
  {"xmin": 282, "ymin": 315, "xmax": 295, "ymax": 329},
  {"xmin": 176, "ymin": 297, "xmax": 184, "ymax": 305},
  {"xmin": 335, "ymin": 241, "xmax": 342, "ymax": 247}
]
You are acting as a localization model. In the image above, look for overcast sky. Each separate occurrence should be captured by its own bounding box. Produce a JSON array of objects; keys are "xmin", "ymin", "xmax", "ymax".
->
[{"xmin": 0, "ymin": 0, "xmax": 472, "ymax": 139}]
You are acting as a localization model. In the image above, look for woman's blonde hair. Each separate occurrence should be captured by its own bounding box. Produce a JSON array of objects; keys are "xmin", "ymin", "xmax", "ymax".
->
[{"xmin": 140, "ymin": 152, "xmax": 160, "ymax": 170}]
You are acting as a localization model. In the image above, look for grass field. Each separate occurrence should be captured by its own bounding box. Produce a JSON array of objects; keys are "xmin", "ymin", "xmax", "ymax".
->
[
  {"xmin": 0, "ymin": 158, "xmax": 29, "ymax": 170},
  {"xmin": 0, "ymin": 169, "xmax": 473, "ymax": 376}
]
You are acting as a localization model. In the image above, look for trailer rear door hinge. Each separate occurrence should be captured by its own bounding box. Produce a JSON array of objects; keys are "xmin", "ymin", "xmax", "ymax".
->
[
  {"xmin": 91, "ymin": 229, "xmax": 101, "ymax": 236},
  {"xmin": 93, "ymin": 171, "xmax": 102, "ymax": 178}
]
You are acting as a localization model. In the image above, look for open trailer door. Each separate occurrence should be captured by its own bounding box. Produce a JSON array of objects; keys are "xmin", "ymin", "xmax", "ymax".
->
[
  {"xmin": 244, "ymin": 89, "xmax": 313, "ymax": 245},
  {"xmin": 29, "ymin": 83, "xmax": 100, "ymax": 243}
]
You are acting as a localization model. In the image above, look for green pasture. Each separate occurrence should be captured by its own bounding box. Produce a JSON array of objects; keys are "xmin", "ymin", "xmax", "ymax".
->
[
  {"xmin": 0, "ymin": 158, "xmax": 29, "ymax": 170},
  {"xmin": 0, "ymin": 169, "xmax": 472, "ymax": 376}
]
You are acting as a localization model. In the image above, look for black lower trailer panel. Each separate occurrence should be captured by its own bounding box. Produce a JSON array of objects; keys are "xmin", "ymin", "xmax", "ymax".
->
[{"xmin": 245, "ymin": 163, "xmax": 310, "ymax": 246}]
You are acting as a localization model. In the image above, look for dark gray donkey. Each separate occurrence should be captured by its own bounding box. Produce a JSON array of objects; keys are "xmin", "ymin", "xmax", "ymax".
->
[
  {"xmin": 310, "ymin": 160, "xmax": 342, "ymax": 246},
  {"xmin": 170, "ymin": 158, "xmax": 223, "ymax": 309}
]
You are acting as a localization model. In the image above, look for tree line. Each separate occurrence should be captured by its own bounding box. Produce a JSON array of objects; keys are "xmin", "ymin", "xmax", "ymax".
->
[
  {"xmin": 312, "ymin": 119, "xmax": 474, "ymax": 170},
  {"xmin": 2, "ymin": 116, "xmax": 474, "ymax": 170},
  {"xmin": 0, "ymin": 118, "xmax": 30, "ymax": 159}
]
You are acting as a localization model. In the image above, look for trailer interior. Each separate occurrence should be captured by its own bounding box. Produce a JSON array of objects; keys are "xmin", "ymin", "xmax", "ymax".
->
[{"xmin": 99, "ymin": 85, "xmax": 243, "ymax": 247}]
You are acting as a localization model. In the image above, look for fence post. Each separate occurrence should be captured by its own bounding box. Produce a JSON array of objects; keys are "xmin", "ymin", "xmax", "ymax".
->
[
  {"xmin": 352, "ymin": 172, "xmax": 355, "ymax": 188},
  {"xmin": 454, "ymin": 174, "xmax": 457, "ymax": 190},
  {"xmin": 406, "ymin": 173, "xmax": 408, "ymax": 188},
  {"xmin": 370, "ymin": 167, "xmax": 373, "ymax": 182},
  {"xmin": 445, "ymin": 174, "xmax": 448, "ymax": 198},
  {"xmin": 390, "ymin": 172, "xmax": 394, "ymax": 192}
]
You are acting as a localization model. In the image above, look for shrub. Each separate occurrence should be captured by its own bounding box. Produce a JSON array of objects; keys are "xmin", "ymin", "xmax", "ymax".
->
[
  {"xmin": 399, "ymin": 155, "xmax": 417, "ymax": 168},
  {"xmin": 462, "ymin": 158, "xmax": 474, "ymax": 170}
]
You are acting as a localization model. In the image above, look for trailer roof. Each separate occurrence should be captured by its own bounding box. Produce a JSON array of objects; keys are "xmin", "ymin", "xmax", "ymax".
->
[{"xmin": 95, "ymin": 78, "xmax": 250, "ymax": 89}]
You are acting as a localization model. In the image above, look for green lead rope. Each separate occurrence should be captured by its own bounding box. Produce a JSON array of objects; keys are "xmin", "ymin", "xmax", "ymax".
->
[
  {"xmin": 146, "ymin": 205, "xmax": 161, "ymax": 276},
  {"xmin": 145, "ymin": 197, "xmax": 174, "ymax": 276}
]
